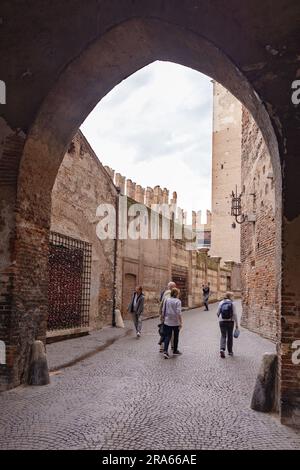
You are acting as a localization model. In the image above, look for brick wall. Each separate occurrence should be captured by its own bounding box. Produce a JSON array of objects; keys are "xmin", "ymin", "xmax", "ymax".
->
[
  {"xmin": 0, "ymin": 130, "xmax": 25, "ymax": 390},
  {"xmin": 241, "ymin": 109, "xmax": 279, "ymax": 342}
]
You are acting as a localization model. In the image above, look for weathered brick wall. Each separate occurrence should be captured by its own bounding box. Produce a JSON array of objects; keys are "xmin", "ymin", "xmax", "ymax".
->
[
  {"xmin": 0, "ymin": 129, "xmax": 25, "ymax": 391},
  {"xmin": 51, "ymin": 131, "xmax": 119, "ymax": 332},
  {"xmin": 241, "ymin": 109, "xmax": 278, "ymax": 342}
]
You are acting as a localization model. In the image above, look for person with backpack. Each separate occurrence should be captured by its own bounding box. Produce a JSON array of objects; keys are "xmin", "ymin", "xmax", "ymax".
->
[{"xmin": 217, "ymin": 292, "xmax": 239, "ymax": 358}]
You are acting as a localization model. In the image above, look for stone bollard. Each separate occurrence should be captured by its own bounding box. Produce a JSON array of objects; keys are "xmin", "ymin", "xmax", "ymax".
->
[
  {"xmin": 251, "ymin": 353, "xmax": 278, "ymax": 412},
  {"xmin": 115, "ymin": 309, "xmax": 125, "ymax": 328},
  {"xmin": 28, "ymin": 340, "xmax": 50, "ymax": 386}
]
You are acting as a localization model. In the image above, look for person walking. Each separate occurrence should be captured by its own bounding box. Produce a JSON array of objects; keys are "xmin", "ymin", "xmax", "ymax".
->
[
  {"xmin": 202, "ymin": 283, "xmax": 210, "ymax": 311},
  {"xmin": 217, "ymin": 292, "xmax": 239, "ymax": 358},
  {"xmin": 158, "ymin": 281, "xmax": 176, "ymax": 352},
  {"xmin": 159, "ymin": 281, "xmax": 176, "ymax": 313},
  {"xmin": 128, "ymin": 286, "xmax": 145, "ymax": 338},
  {"xmin": 162, "ymin": 288, "xmax": 183, "ymax": 359}
]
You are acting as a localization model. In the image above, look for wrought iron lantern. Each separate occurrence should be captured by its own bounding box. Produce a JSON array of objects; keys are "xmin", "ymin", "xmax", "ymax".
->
[{"xmin": 231, "ymin": 185, "xmax": 246, "ymax": 224}]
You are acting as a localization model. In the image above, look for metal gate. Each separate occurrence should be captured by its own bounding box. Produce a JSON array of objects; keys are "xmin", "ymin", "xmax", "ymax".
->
[{"xmin": 48, "ymin": 232, "xmax": 92, "ymax": 331}]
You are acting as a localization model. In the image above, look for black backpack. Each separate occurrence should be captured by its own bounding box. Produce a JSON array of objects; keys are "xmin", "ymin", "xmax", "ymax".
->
[{"xmin": 220, "ymin": 300, "xmax": 233, "ymax": 320}]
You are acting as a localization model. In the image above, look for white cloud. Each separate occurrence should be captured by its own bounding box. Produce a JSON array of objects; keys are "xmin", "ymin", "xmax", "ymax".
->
[{"xmin": 81, "ymin": 61, "xmax": 213, "ymax": 223}]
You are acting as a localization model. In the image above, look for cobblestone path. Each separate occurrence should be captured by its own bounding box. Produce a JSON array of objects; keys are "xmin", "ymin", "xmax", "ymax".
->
[{"xmin": 0, "ymin": 302, "xmax": 300, "ymax": 450}]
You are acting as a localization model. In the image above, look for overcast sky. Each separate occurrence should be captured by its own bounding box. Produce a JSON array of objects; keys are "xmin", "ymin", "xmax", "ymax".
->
[{"xmin": 81, "ymin": 61, "xmax": 213, "ymax": 224}]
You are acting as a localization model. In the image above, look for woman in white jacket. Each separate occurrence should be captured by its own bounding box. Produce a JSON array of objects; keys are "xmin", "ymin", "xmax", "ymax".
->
[{"xmin": 162, "ymin": 288, "xmax": 183, "ymax": 359}]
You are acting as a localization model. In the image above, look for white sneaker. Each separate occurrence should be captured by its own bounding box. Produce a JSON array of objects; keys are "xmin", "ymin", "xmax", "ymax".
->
[{"xmin": 136, "ymin": 332, "xmax": 141, "ymax": 338}]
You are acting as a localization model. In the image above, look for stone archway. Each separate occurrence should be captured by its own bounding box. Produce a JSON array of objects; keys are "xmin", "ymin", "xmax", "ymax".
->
[
  {"xmin": 1, "ymin": 5, "xmax": 299, "ymax": 427},
  {"xmin": 3, "ymin": 15, "xmax": 283, "ymax": 391}
]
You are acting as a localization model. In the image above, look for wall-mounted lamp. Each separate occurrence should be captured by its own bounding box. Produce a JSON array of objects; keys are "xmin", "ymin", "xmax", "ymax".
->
[{"xmin": 231, "ymin": 185, "xmax": 246, "ymax": 224}]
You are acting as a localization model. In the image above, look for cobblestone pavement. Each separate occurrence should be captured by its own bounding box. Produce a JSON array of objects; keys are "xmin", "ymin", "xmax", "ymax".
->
[{"xmin": 1, "ymin": 301, "xmax": 300, "ymax": 450}]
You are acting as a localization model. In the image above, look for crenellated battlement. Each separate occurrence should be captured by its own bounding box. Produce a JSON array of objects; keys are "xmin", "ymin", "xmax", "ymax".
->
[
  {"xmin": 104, "ymin": 165, "xmax": 173, "ymax": 208},
  {"xmin": 102, "ymin": 165, "xmax": 211, "ymax": 244}
]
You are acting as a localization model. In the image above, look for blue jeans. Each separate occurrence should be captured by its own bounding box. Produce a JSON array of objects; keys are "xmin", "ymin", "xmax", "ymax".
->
[{"xmin": 163, "ymin": 325, "xmax": 179, "ymax": 353}]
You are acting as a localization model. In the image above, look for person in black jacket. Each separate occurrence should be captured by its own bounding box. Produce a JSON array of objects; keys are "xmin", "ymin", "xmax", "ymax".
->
[
  {"xmin": 128, "ymin": 286, "xmax": 145, "ymax": 338},
  {"xmin": 202, "ymin": 283, "xmax": 210, "ymax": 311}
]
